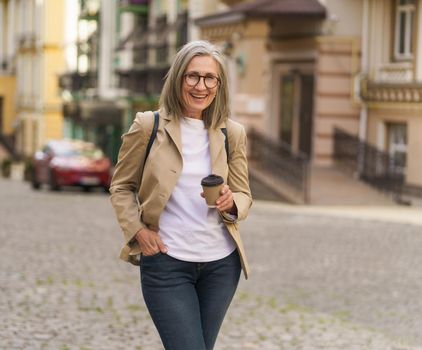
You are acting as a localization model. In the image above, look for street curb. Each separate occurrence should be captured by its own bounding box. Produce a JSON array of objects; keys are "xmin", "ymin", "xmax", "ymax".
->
[{"xmin": 252, "ymin": 200, "xmax": 422, "ymax": 227}]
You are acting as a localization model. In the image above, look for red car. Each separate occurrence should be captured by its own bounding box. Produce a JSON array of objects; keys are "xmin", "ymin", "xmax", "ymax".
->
[{"xmin": 31, "ymin": 139, "xmax": 112, "ymax": 192}]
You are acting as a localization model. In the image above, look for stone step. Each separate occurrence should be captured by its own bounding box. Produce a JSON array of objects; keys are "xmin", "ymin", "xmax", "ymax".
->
[
  {"xmin": 310, "ymin": 166, "xmax": 397, "ymax": 206},
  {"xmin": 248, "ymin": 164, "xmax": 399, "ymax": 206}
]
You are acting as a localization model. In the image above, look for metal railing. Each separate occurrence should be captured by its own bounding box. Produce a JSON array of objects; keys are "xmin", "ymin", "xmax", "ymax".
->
[
  {"xmin": 333, "ymin": 128, "xmax": 405, "ymax": 202},
  {"xmin": 248, "ymin": 129, "xmax": 310, "ymax": 203},
  {"xmin": 0, "ymin": 134, "xmax": 19, "ymax": 160},
  {"xmin": 133, "ymin": 45, "xmax": 148, "ymax": 66},
  {"xmin": 59, "ymin": 71, "xmax": 98, "ymax": 92}
]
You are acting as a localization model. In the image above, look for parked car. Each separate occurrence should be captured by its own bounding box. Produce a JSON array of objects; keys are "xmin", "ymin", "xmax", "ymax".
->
[{"xmin": 31, "ymin": 139, "xmax": 112, "ymax": 192}]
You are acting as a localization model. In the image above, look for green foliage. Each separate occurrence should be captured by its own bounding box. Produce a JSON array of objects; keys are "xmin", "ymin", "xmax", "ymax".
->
[
  {"xmin": 23, "ymin": 156, "xmax": 34, "ymax": 181},
  {"xmin": 1, "ymin": 158, "xmax": 12, "ymax": 178}
]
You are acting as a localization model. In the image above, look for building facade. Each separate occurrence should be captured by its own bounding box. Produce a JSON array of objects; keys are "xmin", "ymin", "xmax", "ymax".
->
[
  {"xmin": 196, "ymin": 0, "xmax": 422, "ymax": 194},
  {"xmin": 0, "ymin": 0, "xmax": 66, "ymax": 158},
  {"xmin": 60, "ymin": 0, "xmax": 225, "ymax": 163},
  {"xmin": 360, "ymin": 0, "xmax": 422, "ymax": 192}
]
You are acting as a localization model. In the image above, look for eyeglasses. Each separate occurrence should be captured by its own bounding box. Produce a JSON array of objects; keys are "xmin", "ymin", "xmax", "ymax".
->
[{"xmin": 184, "ymin": 73, "xmax": 220, "ymax": 89}]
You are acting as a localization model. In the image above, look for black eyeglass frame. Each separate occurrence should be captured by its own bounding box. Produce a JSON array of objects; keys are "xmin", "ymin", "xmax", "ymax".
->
[{"xmin": 183, "ymin": 73, "xmax": 221, "ymax": 89}]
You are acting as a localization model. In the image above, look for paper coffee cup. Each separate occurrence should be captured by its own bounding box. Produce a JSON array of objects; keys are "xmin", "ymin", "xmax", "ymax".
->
[{"xmin": 201, "ymin": 174, "xmax": 224, "ymax": 208}]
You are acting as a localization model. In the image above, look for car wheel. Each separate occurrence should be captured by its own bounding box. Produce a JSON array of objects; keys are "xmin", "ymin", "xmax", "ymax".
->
[
  {"xmin": 82, "ymin": 186, "xmax": 92, "ymax": 193},
  {"xmin": 49, "ymin": 171, "xmax": 61, "ymax": 191},
  {"xmin": 31, "ymin": 180, "xmax": 41, "ymax": 190},
  {"xmin": 31, "ymin": 169, "xmax": 41, "ymax": 190}
]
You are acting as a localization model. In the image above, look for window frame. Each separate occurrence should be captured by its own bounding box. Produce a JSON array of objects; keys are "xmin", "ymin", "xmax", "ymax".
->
[
  {"xmin": 386, "ymin": 122, "xmax": 407, "ymax": 176},
  {"xmin": 394, "ymin": 0, "xmax": 416, "ymax": 61}
]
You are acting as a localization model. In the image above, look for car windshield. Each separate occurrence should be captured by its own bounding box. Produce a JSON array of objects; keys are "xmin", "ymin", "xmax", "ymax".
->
[{"xmin": 53, "ymin": 143, "xmax": 104, "ymax": 159}]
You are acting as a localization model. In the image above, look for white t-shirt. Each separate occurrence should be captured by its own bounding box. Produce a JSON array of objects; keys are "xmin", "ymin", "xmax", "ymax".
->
[{"xmin": 158, "ymin": 116, "xmax": 236, "ymax": 262}]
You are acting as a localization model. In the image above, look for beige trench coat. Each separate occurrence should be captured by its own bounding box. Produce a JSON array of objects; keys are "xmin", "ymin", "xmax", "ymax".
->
[{"xmin": 109, "ymin": 110, "xmax": 252, "ymax": 279}]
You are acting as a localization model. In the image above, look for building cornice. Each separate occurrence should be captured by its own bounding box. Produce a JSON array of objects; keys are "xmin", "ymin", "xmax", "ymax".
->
[{"xmin": 360, "ymin": 77, "xmax": 422, "ymax": 104}]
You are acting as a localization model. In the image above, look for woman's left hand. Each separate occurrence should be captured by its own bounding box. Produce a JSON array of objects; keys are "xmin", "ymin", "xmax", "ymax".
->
[
  {"xmin": 201, "ymin": 184, "xmax": 236, "ymax": 213},
  {"xmin": 200, "ymin": 184, "xmax": 234, "ymax": 212}
]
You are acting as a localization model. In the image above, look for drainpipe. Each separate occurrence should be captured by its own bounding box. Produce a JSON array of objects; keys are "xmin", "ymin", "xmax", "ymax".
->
[
  {"xmin": 0, "ymin": 2, "xmax": 4, "ymax": 69},
  {"xmin": 358, "ymin": 0, "xmax": 369, "ymax": 175},
  {"xmin": 99, "ymin": 0, "xmax": 116, "ymax": 99}
]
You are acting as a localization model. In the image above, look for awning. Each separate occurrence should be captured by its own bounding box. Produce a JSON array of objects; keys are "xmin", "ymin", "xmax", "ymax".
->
[
  {"xmin": 63, "ymin": 100, "xmax": 124, "ymax": 127},
  {"xmin": 195, "ymin": 0, "xmax": 326, "ymax": 27}
]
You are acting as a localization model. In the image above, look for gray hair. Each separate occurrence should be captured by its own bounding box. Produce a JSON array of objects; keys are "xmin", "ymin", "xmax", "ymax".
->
[{"xmin": 159, "ymin": 40, "xmax": 230, "ymax": 129}]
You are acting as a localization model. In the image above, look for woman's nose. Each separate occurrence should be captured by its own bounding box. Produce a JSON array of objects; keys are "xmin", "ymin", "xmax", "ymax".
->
[{"xmin": 195, "ymin": 77, "xmax": 207, "ymax": 90}]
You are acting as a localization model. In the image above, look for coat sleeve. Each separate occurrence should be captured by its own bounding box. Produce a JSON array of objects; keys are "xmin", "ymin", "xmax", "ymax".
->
[
  {"xmin": 223, "ymin": 124, "xmax": 252, "ymax": 223},
  {"xmin": 109, "ymin": 112, "xmax": 152, "ymax": 245}
]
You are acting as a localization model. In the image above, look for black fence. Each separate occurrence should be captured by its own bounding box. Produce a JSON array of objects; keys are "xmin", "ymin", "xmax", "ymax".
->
[
  {"xmin": 333, "ymin": 128, "xmax": 405, "ymax": 202},
  {"xmin": 248, "ymin": 129, "xmax": 310, "ymax": 203},
  {"xmin": 0, "ymin": 134, "xmax": 19, "ymax": 160}
]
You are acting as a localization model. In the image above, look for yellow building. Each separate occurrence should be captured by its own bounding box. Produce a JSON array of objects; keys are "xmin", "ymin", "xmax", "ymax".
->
[
  {"xmin": 0, "ymin": 0, "xmax": 17, "ymax": 161},
  {"xmin": 1, "ymin": 0, "xmax": 65, "ymax": 158},
  {"xmin": 0, "ymin": 76, "xmax": 16, "ymax": 161}
]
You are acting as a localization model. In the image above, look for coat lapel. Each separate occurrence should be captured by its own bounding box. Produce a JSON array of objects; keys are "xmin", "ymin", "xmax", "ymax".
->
[
  {"xmin": 208, "ymin": 123, "xmax": 226, "ymax": 176},
  {"xmin": 162, "ymin": 112, "xmax": 183, "ymax": 158}
]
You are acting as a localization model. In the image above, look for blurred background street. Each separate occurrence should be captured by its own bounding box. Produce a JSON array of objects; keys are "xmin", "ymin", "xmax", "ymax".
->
[
  {"xmin": 2, "ymin": 0, "xmax": 422, "ymax": 206},
  {"xmin": 2, "ymin": 178, "xmax": 422, "ymax": 350},
  {"xmin": 2, "ymin": 0, "xmax": 422, "ymax": 349}
]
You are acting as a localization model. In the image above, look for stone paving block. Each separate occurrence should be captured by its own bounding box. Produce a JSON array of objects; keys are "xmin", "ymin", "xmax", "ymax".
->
[{"xmin": 1, "ymin": 179, "xmax": 422, "ymax": 350}]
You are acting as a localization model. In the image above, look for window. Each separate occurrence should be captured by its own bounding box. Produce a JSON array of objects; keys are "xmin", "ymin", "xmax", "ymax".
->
[
  {"xmin": 279, "ymin": 74, "xmax": 294, "ymax": 146},
  {"xmin": 278, "ymin": 70, "xmax": 314, "ymax": 155},
  {"xmin": 387, "ymin": 123, "xmax": 407, "ymax": 176},
  {"xmin": 394, "ymin": 0, "xmax": 416, "ymax": 61}
]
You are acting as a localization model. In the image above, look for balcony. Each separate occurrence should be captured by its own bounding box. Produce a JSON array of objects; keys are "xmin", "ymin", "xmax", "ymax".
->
[
  {"xmin": 133, "ymin": 45, "xmax": 149, "ymax": 66},
  {"xmin": 117, "ymin": 70, "xmax": 148, "ymax": 94},
  {"xmin": 118, "ymin": 0, "xmax": 149, "ymax": 15},
  {"xmin": 375, "ymin": 62, "xmax": 413, "ymax": 83},
  {"xmin": 155, "ymin": 44, "xmax": 169, "ymax": 65},
  {"xmin": 360, "ymin": 77, "xmax": 422, "ymax": 103},
  {"xmin": 116, "ymin": 66, "xmax": 167, "ymax": 96},
  {"xmin": 59, "ymin": 71, "xmax": 98, "ymax": 92}
]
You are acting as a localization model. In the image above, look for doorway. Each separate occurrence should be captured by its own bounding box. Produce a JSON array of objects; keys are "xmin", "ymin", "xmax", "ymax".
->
[
  {"xmin": 275, "ymin": 63, "xmax": 315, "ymax": 157},
  {"xmin": 0, "ymin": 97, "xmax": 3, "ymax": 134},
  {"xmin": 386, "ymin": 122, "xmax": 407, "ymax": 177}
]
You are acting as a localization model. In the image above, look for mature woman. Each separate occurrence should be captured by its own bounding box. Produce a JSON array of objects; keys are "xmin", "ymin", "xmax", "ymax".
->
[{"xmin": 109, "ymin": 40, "xmax": 252, "ymax": 350}]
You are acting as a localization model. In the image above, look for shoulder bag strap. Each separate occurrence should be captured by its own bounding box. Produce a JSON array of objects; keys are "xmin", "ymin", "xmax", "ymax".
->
[
  {"xmin": 144, "ymin": 111, "xmax": 159, "ymax": 166},
  {"xmin": 220, "ymin": 127, "xmax": 229, "ymax": 163}
]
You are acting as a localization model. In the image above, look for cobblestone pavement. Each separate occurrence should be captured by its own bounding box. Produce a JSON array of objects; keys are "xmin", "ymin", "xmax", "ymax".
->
[{"xmin": 1, "ymin": 178, "xmax": 422, "ymax": 350}]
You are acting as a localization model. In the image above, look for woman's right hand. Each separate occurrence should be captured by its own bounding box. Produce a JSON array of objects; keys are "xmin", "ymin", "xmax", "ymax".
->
[{"xmin": 135, "ymin": 227, "xmax": 168, "ymax": 256}]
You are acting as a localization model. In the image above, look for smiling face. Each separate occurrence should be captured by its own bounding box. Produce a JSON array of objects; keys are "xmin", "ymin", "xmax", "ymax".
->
[{"xmin": 181, "ymin": 55, "xmax": 219, "ymax": 119}]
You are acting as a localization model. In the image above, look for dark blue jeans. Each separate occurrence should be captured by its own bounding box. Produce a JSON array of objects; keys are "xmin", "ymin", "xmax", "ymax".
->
[{"xmin": 140, "ymin": 250, "xmax": 241, "ymax": 350}]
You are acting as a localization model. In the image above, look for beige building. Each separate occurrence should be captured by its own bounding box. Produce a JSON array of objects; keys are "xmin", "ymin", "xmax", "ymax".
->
[
  {"xmin": 360, "ymin": 0, "xmax": 422, "ymax": 193},
  {"xmin": 196, "ymin": 0, "xmax": 422, "ymax": 198},
  {"xmin": 0, "ymin": 0, "xmax": 65, "ymax": 158},
  {"xmin": 196, "ymin": 0, "xmax": 361, "ymax": 159}
]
